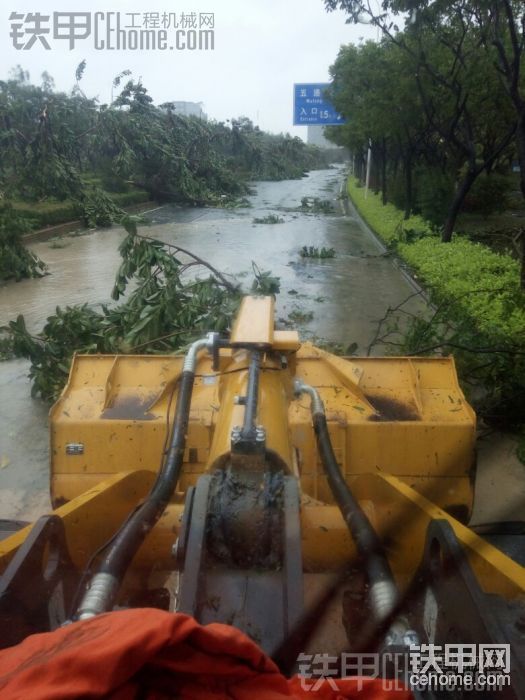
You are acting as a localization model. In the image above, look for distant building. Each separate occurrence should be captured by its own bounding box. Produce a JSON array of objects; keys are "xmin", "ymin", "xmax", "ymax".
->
[
  {"xmin": 171, "ymin": 101, "xmax": 207, "ymax": 119},
  {"xmin": 307, "ymin": 125, "xmax": 333, "ymax": 148}
]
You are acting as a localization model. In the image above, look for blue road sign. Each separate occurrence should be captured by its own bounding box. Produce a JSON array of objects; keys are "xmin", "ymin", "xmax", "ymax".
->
[{"xmin": 293, "ymin": 83, "xmax": 345, "ymax": 126}]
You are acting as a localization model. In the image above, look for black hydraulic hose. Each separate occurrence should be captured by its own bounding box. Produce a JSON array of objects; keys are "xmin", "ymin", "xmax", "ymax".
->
[
  {"xmin": 313, "ymin": 413, "xmax": 396, "ymax": 584},
  {"xmin": 76, "ymin": 337, "xmax": 210, "ymax": 618},
  {"xmin": 296, "ymin": 380, "xmax": 398, "ymax": 622},
  {"xmin": 241, "ymin": 351, "xmax": 261, "ymax": 439},
  {"xmin": 100, "ymin": 370, "xmax": 194, "ymax": 579}
]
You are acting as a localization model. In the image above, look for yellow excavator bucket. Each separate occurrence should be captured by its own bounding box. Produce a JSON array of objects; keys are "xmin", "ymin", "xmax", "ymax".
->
[
  {"xmin": 50, "ymin": 296, "xmax": 475, "ymax": 516},
  {"xmin": 0, "ymin": 296, "xmax": 523, "ymax": 695}
]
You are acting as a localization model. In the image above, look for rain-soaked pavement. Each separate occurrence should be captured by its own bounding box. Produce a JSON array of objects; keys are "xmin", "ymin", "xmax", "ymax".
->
[
  {"xmin": 0, "ymin": 165, "xmax": 523, "ymax": 524},
  {"xmin": 0, "ymin": 166, "xmax": 426, "ymax": 343}
]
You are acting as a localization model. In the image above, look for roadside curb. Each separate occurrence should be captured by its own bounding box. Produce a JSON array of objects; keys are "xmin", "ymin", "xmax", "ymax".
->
[
  {"xmin": 339, "ymin": 177, "xmax": 432, "ymax": 305},
  {"xmin": 22, "ymin": 201, "xmax": 159, "ymax": 244}
]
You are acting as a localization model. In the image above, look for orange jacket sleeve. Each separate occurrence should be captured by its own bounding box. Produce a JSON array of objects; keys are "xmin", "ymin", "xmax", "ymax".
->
[{"xmin": 0, "ymin": 609, "xmax": 412, "ymax": 700}]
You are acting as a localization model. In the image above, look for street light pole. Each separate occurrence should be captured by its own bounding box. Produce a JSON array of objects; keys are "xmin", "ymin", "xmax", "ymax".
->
[{"xmin": 364, "ymin": 139, "xmax": 372, "ymax": 199}]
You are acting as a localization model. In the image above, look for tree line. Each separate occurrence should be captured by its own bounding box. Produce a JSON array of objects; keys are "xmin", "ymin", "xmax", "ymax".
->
[
  {"xmin": 324, "ymin": 0, "xmax": 525, "ymax": 252},
  {"xmin": 0, "ymin": 63, "xmax": 336, "ymax": 280}
]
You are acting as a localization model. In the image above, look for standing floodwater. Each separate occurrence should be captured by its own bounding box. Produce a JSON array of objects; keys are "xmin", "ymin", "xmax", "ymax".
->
[{"xmin": 0, "ymin": 167, "xmax": 429, "ymax": 519}]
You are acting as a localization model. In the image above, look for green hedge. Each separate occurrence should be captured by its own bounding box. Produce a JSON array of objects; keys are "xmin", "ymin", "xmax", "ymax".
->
[
  {"xmin": 347, "ymin": 178, "xmax": 432, "ymax": 243},
  {"xmin": 13, "ymin": 189, "xmax": 151, "ymax": 230},
  {"xmin": 13, "ymin": 201, "xmax": 78, "ymax": 228},
  {"xmin": 399, "ymin": 238, "xmax": 525, "ymax": 341},
  {"xmin": 347, "ymin": 177, "xmax": 524, "ymax": 336},
  {"xmin": 347, "ymin": 176, "xmax": 525, "ymax": 427},
  {"xmin": 108, "ymin": 190, "xmax": 151, "ymax": 208}
]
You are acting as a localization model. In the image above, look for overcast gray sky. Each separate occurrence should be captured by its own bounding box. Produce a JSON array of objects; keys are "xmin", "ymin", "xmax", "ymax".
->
[{"xmin": 0, "ymin": 0, "xmax": 376, "ymax": 137}]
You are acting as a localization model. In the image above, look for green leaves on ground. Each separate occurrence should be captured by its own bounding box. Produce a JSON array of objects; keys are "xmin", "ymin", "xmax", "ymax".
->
[
  {"xmin": 253, "ymin": 214, "xmax": 284, "ymax": 224},
  {"xmin": 288, "ymin": 309, "xmax": 314, "ymax": 324},
  {"xmin": 250, "ymin": 262, "xmax": 281, "ymax": 296},
  {"xmin": 300, "ymin": 197, "xmax": 335, "ymax": 213},
  {"xmin": 3, "ymin": 224, "xmax": 278, "ymax": 401},
  {"xmin": 300, "ymin": 246, "xmax": 336, "ymax": 259}
]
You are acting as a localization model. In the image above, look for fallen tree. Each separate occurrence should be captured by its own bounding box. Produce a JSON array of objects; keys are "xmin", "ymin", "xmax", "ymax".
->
[{"xmin": 2, "ymin": 216, "xmax": 280, "ymax": 401}]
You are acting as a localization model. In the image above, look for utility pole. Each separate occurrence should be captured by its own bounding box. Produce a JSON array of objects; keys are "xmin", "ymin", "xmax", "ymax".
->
[{"xmin": 364, "ymin": 139, "xmax": 372, "ymax": 198}]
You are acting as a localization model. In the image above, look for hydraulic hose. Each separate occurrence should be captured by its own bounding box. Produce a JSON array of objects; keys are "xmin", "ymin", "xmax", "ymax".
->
[
  {"xmin": 76, "ymin": 335, "xmax": 212, "ymax": 619},
  {"xmin": 241, "ymin": 350, "xmax": 261, "ymax": 440},
  {"xmin": 295, "ymin": 379, "xmax": 398, "ymax": 623}
]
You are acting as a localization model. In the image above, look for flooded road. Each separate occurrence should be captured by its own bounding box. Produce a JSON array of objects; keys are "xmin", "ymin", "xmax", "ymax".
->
[
  {"xmin": 0, "ymin": 166, "xmax": 425, "ymax": 343},
  {"xmin": 0, "ymin": 166, "xmax": 522, "ymax": 525}
]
